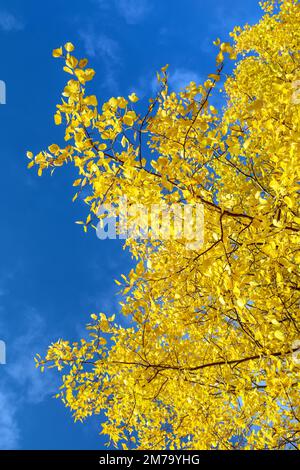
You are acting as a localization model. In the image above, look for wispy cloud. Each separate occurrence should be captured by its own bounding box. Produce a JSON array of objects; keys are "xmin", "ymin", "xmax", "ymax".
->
[
  {"xmin": 80, "ymin": 30, "xmax": 119, "ymax": 60},
  {"xmin": 0, "ymin": 308, "xmax": 58, "ymax": 448},
  {"xmin": 0, "ymin": 390, "xmax": 20, "ymax": 449},
  {"xmin": 80, "ymin": 29, "xmax": 121, "ymax": 92},
  {"xmin": 150, "ymin": 68, "xmax": 202, "ymax": 95},
  {"xmin": 7, "ymin": 310, "xmax": 58, "ymax": 403},
  {"xmin": 115, "ymin": 0, "xmax": 151, "ymax": 24},
  {"xmin": 0, "ymin": 11, "xmax": 23, "ymax": 32},
  {"xmin": 198, "ymin": 3, "xmax": 260, "ymax": 56},
  {"xmin": 169, "ymin": 68, "xmax": 202, "ymax": 91},
  {"xmin": 212, "ymin": 4, "xmax": 260, "ymax": 37}
]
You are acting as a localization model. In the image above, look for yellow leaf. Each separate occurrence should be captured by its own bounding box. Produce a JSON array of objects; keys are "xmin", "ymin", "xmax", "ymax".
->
[
  {"xmin": 128, "ymin": 92, "xmax": 139, "ymax": 103},
  {"xmin": 64, "ymin": 42, "xmax": 75, "ymax": 52},
  {"xmin": 123, "ymin": 112, "xmax": 136, "ymax": 126},
  {"xmin": 52, "ymin": 47, "xmax": 63, "ymax": 58},
  {"xmin": 54, "ymin": 113, "xmax": 62, "ymax": 125},
  {"xmin": 274, "ymin": 330, "xmax": 285, "ymax": 341},
  {"xmin": 284, "ymin": 196, "xmax": 293, "ymax": 209},
  {"xmin": 48, "ymin": 144, "xmax": 60, "ymax": 154}
]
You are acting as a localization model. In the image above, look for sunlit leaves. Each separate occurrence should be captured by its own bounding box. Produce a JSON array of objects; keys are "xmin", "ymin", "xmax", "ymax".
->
[{"xmin": 30, "ymin": 0, "xmax": 300, "ymax": 451}]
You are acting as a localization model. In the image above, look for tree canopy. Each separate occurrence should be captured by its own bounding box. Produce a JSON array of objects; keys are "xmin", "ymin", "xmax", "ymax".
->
[{"xmin": 29, "ymin": 0, "xmax": 300, "ymax": 449}]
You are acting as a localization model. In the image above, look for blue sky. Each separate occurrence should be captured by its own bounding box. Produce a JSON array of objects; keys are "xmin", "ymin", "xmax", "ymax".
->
[{"xmin": 0, "ymin": 0, "xmax": 262, "ymax": 450}]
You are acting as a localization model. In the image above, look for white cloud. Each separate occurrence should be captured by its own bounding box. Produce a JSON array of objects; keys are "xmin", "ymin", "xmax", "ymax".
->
[
  {"xmin": 212, "ymin": 5, "xmax": 260, "ymax": 36},
  {"xmin": 151, "ymin": 68, "xmax": 202, "ymax": 95},
  {"xmin": 6, "ymin": 310, "xmax": 58, "ymax": 403},
  {"xmin": 80, "ymin": 29, "xmax": 121, "ymax": 91},
  {"xmin": 0, "ymin": 11, "xmax": 23, "ymax": 32},
  {"xmin": 0, "ymin": 309, "xmax": 58, "ymax": 449},
  {"xmin": 116, "ymin": 0, "xmax": 151, "ymax": 24},
  {"xmin": 169, "ymin": 68, "xmax": 202, "ymax": 91},
  {"xmin": 80, "ymin": 30, "xmax": 119, "ymax": 61},
  {"xmin": 0, "ymin": 390, "xmax": 20, "ymax": 449}
]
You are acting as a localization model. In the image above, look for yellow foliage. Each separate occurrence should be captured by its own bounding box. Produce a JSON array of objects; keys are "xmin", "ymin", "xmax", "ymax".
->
[{"xmin": 29, "ymin": 0, "xmax": 300, "ymax": 450}]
